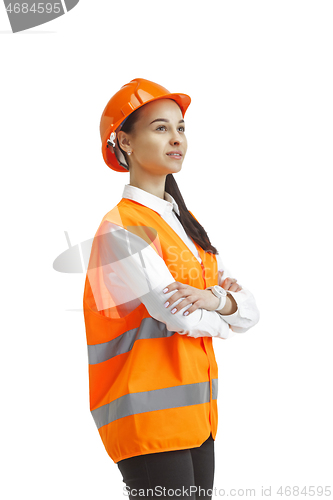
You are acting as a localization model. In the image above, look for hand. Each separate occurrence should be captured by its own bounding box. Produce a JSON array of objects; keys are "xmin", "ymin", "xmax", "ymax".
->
[
  {"xmin": 163, "ymin": 273, "xmax": 243, "ymax": 317},
  {"xmin": 163, "ymin": 282, "xmax": 220, "ymax": 316},
  {"xmin": 218, "ymin": 270, "xmax": 242, "ymax": 292}
]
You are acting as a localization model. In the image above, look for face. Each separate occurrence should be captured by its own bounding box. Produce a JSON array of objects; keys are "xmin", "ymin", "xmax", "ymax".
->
[{"xmin": 118, "ymin": 98, "xmax": 188, "ymax": 176}]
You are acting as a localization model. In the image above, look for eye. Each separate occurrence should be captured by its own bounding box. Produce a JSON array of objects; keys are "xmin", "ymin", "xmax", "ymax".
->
[
  {"xmin": 156, "ymin": 125, "xmax": 167, "ymax": 131},
  {"xmin": 178, "ymin": 126, "xmax": 185, "ymax": 132}
]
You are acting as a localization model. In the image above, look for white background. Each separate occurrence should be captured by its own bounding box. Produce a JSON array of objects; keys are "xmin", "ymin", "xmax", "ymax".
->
[{"xmin": 1, "ymin": 1, "xmax": 332, "ymax": 498}]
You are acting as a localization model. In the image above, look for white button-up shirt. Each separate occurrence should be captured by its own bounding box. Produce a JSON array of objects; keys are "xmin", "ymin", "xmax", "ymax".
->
[{"xmin": 102, "ymin": 184, "xmax": 260, "ymax": 339}]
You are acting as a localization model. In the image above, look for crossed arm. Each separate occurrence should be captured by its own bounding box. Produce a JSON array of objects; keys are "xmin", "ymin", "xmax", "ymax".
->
[
  {"xmin": 162, "ymin": 270, "xmax": 240, "ymax": 317},
  {"xmin": 99, "ymin": 223, "xmax": 260, "ymax": 339}
]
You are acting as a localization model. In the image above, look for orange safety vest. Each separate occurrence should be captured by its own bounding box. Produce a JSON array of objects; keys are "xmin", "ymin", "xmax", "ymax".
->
[{"xmin": 83, "ymin": 198, "xmax": 219, "ymax": 463}]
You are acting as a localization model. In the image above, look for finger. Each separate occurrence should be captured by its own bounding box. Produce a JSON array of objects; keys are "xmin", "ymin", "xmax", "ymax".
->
[
  {"xmin": 164, "ymin": 290, "xmax": 192, "ymax": 310},
  {"xmin": 182, "ymin": 302, "xmax": 199, "ymax": 316},
  {"xmin": 169, "ymin": 297, "xmax": 195, "ymax": 315},
  {"xmin": 170, "ymin": 300, "xmax": 196, "ymax": 316},
  {"xmin": 228, "ymin": 283, "xmax": 243, "ymax": 293},
  {"xmin": 168, "ymin": 293, "xmax": 202, "ymax": 315},
  {"xmin": 222, "ymin": 277, "xmax": 238, "ymax": 290},
  {"xmin": 171, "ymin": 291, "xmax": 204, "ymax": 313},
  {"xmin": 232, "ymin": 282, "xmax": 242, "ymax": 291},
  {"xmin": 163, "ymin": 291, "xmax": 183, "ymax": 308},
  {"xmin": 163, "ymin": 283, "xmax": 177, "ymax": 294},
  {"xmin": 228, "ymin": 283, "xmax": 240, "ymax": 292},
  {"xmin": 163, "ymin": 281, "xmax": 185, "ymax": 294}
]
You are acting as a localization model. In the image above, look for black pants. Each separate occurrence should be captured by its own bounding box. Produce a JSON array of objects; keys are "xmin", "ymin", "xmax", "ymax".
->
[{"xmin": 117, "ymin": 434, "xmax": 215, "ymax": 499}]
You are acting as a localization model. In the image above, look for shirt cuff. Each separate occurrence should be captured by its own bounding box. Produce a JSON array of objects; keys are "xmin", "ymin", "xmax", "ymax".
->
[
  {"xmin": 218, "ymin": 306, "xmax": 240, "ymax": 323},
  {"xmin": 216, "ymin": 288, "xmax": 260, "ymax": 332}
]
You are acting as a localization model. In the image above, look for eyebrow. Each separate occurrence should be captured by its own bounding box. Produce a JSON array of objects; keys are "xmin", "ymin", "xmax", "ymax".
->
[{"xmin": 149, "ymin": 118, "xmax": 185, "ymax": 125}]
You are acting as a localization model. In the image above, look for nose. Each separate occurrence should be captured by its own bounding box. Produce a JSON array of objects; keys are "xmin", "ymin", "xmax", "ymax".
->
[{"xmin": 169, "ymin": 128, "xmax": 183, "ymax": 146}]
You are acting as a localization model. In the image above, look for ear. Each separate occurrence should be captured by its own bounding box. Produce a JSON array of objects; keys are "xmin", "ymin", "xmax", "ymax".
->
[{"xmin": 117, "ymin": 131, "xmax": 132, "ymax": 153}]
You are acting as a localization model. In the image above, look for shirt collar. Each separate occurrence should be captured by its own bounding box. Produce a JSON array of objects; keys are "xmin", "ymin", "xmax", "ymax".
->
[{"xmin": 122, "ymin": 184, "xmax": 180, "ymax": 217}]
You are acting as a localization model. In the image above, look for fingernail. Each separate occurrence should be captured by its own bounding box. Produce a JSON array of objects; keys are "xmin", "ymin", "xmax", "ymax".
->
[
  {"xmin": 171, "ymin": 308, "xmax": 177, "ymax": 314},
  {"xmin": 183, "ymin": 311, "xmax": 189, "ymax": 316},
  {"xmin": 164, "ymin": 302, "xmax": 169, "ymax": 308},
  {"xmin": 163, "ymin": 288, "xmax": 168, "ymax": 293}
]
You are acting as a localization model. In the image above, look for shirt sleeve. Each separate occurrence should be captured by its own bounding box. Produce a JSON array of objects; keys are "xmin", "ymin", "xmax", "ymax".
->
[
  {"xmin": 215, "ymin": 253, "xmax": 260, "ymax": 334},
  {"xmin": 98, "ymin": 222, "xmax": 233, "ymax": 339}
]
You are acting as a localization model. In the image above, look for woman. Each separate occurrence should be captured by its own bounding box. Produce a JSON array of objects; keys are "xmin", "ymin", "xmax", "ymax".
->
[{"xmin": 83, "ymin": 78, "xmax": 260, "ymax": 499}]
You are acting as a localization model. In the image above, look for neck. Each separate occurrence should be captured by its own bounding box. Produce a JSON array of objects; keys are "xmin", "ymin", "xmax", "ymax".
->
[{"xmin": 129, "ymin": 172, "xmax": 167, "ymax": 200}]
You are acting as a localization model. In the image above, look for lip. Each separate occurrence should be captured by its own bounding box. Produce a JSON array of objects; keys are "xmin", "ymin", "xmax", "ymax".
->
[{"xmin": 166, "ymin": 151, "xmax": 183, "ymax": 158}]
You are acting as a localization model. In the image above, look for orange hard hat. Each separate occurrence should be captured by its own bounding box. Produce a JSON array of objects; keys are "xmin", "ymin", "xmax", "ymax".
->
[{"xmin": 100, "ymin": 78, "xmax": 191, "ymax": 172}]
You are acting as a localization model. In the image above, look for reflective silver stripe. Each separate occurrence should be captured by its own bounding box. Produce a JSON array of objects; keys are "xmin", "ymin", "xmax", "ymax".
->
[
  {"xmin": 88, "ymin": 317, "xmax": 175, "ymax": 365},
  {"xmin": 91, "ymin": 379, "xmax": 218, "ymax": 429},
  {"xmin": 212, "ymin": 378, "xmax": 218, "ymax": 400}
]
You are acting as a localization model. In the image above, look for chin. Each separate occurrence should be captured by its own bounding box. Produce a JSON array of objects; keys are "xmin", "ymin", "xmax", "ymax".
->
[{"xmin": 166, "ymin": 162, "xmax": 183, "ymax": 174}]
